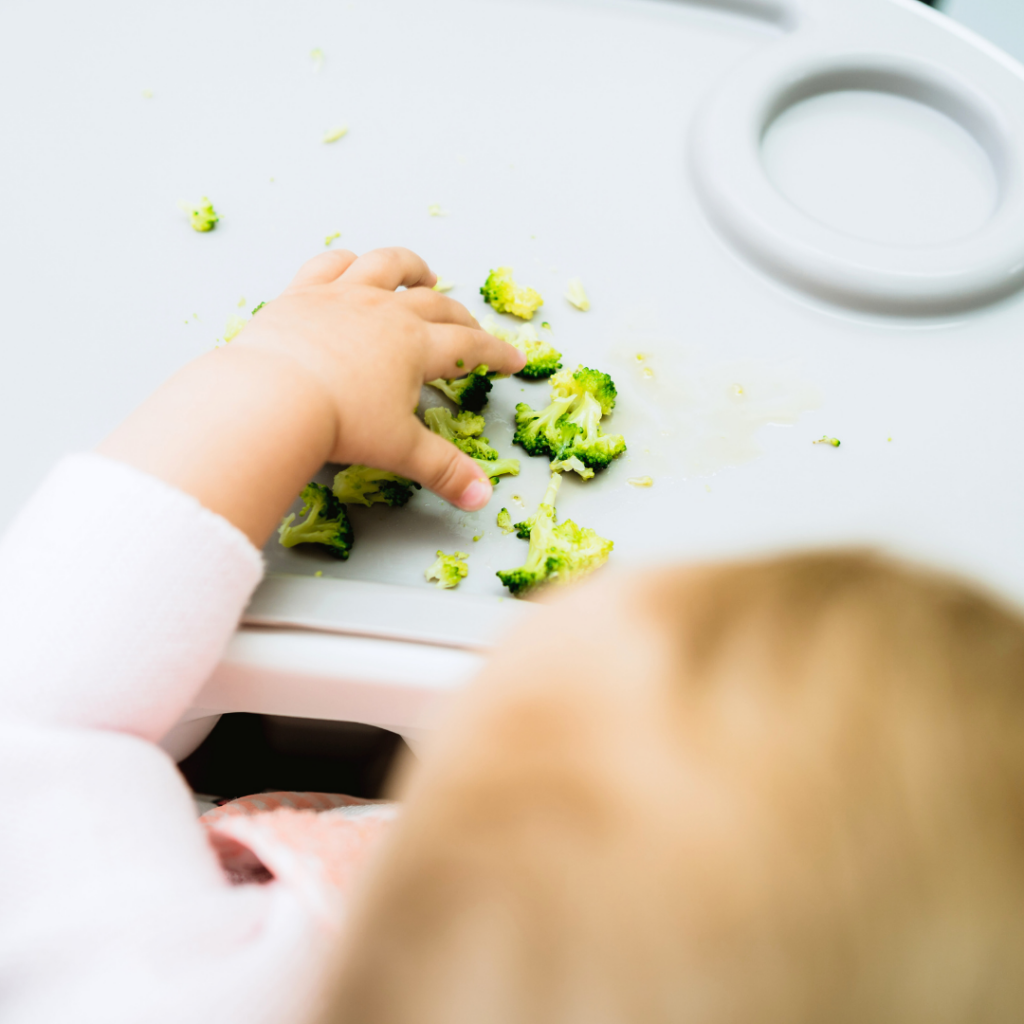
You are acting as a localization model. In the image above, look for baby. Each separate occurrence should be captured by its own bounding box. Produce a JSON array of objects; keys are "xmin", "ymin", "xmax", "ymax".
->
[{"xmin": 4, "ymin": 244, "xmax": 1022, "ymax": 1023}]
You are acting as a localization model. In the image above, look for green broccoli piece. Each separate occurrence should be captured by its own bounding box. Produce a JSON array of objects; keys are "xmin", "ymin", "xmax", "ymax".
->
[
  {"xmin": 515, "ymin": 365, "xmax": 625, "ymax": 473},
  {"xmin": 278, "ymin": 483, "xmax": 353, "ymax": 560},
  {"xmin": 424, "ymin": 407, "xmax": 498, "ymax": 460},
  {"xmin": 332, "ymin": 465, "xmax": 420, "ymax": 507},
  {"xmin": 427, "ymin": 364, "xmax": 494, "ymax": 413},
  {"xmin": 555, "ymin": 392, "xmax": 627, "ymax": 472},
  {"xmin": 551, "ymin": 365, "xmax": 618, "ymax": 416},
  {"xmin": 497, "ymin": 474, "xmax": 613, "ymax": 596},
  {"xmin": 251, "ymin": 301, "xmax": 266, "ymax": 315},
  {"xmin": 482, "ymin": 316, "xmax": 562, "ymax": 380},
  {"xmin": 480, "ymin": 266, "xmax": 544, "ymax": 320},
  {"xmin": 473, "ymin": 457, "xmax": 520, "ymax": 483},
  {"xmin": 512, "ymin": 395, "xmax": 577, "ymax": 458},
  {"xmin": 179, "ymin": 197, "xmax": 219, "ymax": 232},
  {"xmin": 497, "ymin": 507, "xmax": 514, "ymax": 534},
  {"xmin": 425, "ymin": 549, "xmax": 469, "ymax": 589},
  {"xmin": 550, "ymin": 454, "xmax": 595, "ymax": 480}
]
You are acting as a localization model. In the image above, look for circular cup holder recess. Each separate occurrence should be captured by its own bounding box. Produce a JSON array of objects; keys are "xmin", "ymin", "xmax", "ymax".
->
[{"xmin": 690, "ymin": 49, "xmax": 1024, "ymax": 315}]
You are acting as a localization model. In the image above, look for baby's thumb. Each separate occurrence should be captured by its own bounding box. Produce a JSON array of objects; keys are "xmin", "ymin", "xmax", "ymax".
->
[{"xmin": 400, "ymin": 425, "xmax": 493, "ymax": 511}]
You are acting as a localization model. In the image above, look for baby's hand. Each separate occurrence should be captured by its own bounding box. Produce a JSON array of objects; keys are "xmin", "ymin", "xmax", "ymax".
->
[{"xmin": 240, "ymin": 247, "xmax": 525, "ymax": 511}]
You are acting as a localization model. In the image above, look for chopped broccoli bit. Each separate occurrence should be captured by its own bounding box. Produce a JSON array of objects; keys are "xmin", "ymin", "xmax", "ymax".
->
[
  {"xmin": 427, "ymin": 364, "xmax": 494, "ymax": 412},
  {"xmin": 251, "ymin": 301, "xmax": 266, "ymax": 315},
  {"xmin": 814, "ymin": 436, "xmax": 841, "ymax": 447},
  {"xmin": 424, "ymin": 407, "xmax": 499, "ymax": 460},
  {"xmin": 325, "ymin": 231, "xmax": 341, "ymax": 247},
  {"xmin": 557, "ymin": 392, "xmax": 627, "ymax": 472},
  {"xmin": 142, "ymin": 89, "xmax": 154, "ymax": 99},
  {"xmin": 551, "ymin": 365, "xmax": 617, "ymax": 416},
  {"xmin": 514, "ymin": 365, "xmax": 625, "ymax": 473},
  {"xmin": 565, "ymin": 277, "xmax": 591, "ymax": 311},
  {"xmin": 332, "ymin": 465, "xmax": 420, "ymax": 507},
  {"xmin": 482, "ymin": 316, "xmax": 562, "ymax": 380},
  {"xmin": 551, "ymin": 455, "xmax": 595, "ymax": 480},
  {"xmin": 473, "ymin": 457, "xmax": 520, "ymax": 483},
  {"xmin": 433, "ymin": 276, "xmax": 456, "ymax": 292},
  {"xmin": 179, "ymin": 197, "xmax": 219, "ymax": 232},
  {"xmin": 628, "ymin": 476, "xmax": 654, "ymax": 487},
  {"xmin": 278, "ymin": 483, "xmax": 354, "ymax": 560},
  {"xmin": 480, "ymin": 266, "xmax": 543, "ymax": 320},
  {"xmin": 497, "ymin": 507, "xmax": 515, "ymax": 534},
  {"xmin": 496, "ymin": 474, "xmax": 613, "ymax": 596},
  {"xmin": 428, "ymin": 203, "xmax": 448, "ymax": 217},
  {"xmin": 323, "ymin": 125, "xmax": 349, "ymax": 143},
  {"xmin": 425, "ymin": 550, "xmax": 469, "ymax": 589},
  {"xmin": 311, "ymin": 48, "xmax": 325, "ymax": 72}
]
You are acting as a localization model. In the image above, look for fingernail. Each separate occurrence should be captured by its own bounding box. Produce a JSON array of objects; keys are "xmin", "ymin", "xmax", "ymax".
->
[{"xmin": 458, "ymin": 476, "xmax": 492, "ymax": 511}]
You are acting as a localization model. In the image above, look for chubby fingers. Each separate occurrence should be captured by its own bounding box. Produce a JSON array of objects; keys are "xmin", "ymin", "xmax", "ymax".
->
[
  {"xmin": 424, "ymin": 324, "xmax": 527, "ymax": 380},
  {"xmin": 393, "ymin": 419, "xmax": 494, "ymax": 511},
  {"xmin": 398, "ymin": 287, "xmax": 480, "ymax": 328},
  {"xmin": 286, "ymin": 249, "xmax": 359, "ymax": 289},
  {"xmin": 340, "ymin": 246, "xmax": 436, "ymax": 292}
]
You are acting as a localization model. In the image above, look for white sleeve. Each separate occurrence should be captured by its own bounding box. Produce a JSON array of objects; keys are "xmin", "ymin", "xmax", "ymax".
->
[{"xmin": 0, "ymin": 453, "xmax": 264, "ymax": 741}]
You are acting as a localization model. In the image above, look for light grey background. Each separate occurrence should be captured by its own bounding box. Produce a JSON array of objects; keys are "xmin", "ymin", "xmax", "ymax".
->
[{"xmin": 945, "ymin": 0, "xmax": 1024, "ymax": 63}]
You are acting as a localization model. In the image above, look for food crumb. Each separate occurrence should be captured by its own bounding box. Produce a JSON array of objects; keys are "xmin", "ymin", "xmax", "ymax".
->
[
  {"xmin": 473, "ymin": 534, "xmax": 483, "ymax": 542},
  {"xmin": 314, "ymin": 570, "xmax": 323, "ymax": 577},
  {"xmin": 237, "ymin": 296, "xmax": 246, "ymax": 308},
  {"xmin": 310, "ymin": 48, "xmax": 325, "ymax": 72},
  {"xmin": 642, "ymin": 367, "xmax": 655, "ymax": 379},
  {"xmin": 222, "ymin": 315, "xmax": 247, "ymax": 344},
  {"xmin": 814, "ymin": 435, "xmax": 841, "ymax": 448},
  {"xmin": 887, "ymin": 436, "xmax": 892, "ymax": 442},
  {"xmin": 732, "ymin": 383, "xmax": 744, "ymax": 397},
  {"xmin": 428, "ymin": 203, "xmax": 448, "ymax": 217},
  {"xmin": 323, "ymin": 125, "xmax": 349, "ymax": 143},
  {"xmin": 142, "ymin": 88, "xmax": 154, "ymax": 99},
  {"xmin": 565, "ymin": 278, "xmax": 590, "ymax": 311},
  {"xmin": 628, "ymin": 476, "xmax": 654, "ymax": 488},
  {"xmin": 325, "ymin": 231, "xmax": 341, "ymax": 247},
  {"xmin": 433, "ymin": 276, "xmax": 455, "ymax": 292}
]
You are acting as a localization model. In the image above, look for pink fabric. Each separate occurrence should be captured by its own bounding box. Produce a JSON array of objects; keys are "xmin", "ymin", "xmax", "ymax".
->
[{"xmin": 0, "ymin": 455, "xmax": 389, "ymax": 1024}]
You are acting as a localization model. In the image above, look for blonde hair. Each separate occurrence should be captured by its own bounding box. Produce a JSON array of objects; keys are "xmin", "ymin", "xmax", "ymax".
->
[{"xmin": 321, "ymin": 553, "xmax": 1024, "ymax": 1023}]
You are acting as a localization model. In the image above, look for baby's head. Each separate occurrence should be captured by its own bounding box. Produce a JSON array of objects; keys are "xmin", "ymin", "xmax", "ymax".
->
[{"xmin": 322, "ymin": 552, "xmax": 1024, "ymax": 1023}]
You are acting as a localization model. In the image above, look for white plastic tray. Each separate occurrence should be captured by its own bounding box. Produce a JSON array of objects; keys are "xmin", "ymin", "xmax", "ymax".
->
[{"xmin": 4, "ymin": 0, "xmax": 1024, "ymax": 745}]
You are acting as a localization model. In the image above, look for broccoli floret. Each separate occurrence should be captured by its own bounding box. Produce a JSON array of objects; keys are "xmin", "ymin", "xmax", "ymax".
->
[
  {"xmin": 512, "ymin": 396, "xmax": 576, "ymax": 457},
  {"xmin": 424, "ymin": 407, "xmax": 497, "ymax": 459},
  {"xmin": 551, "ymin": 365, "xmax": 617, "ymax": 416},
  {"xmin": 550, "ymin": 454, "xmax": 595, "ymax": 480},
  {"xmin": 332, "ymin": 465, "xmax": 420, "ymax": 507},
  {"xmin": 556, "ymin": 392, "xmax": 627, "ymax": 472},
  {"xmin": 473, "ymin": 457, "xmax": 520, "ymax": 483},
  {"xmin": 480, "ymin": 266, "xmax": 544, "ymax": 320},
  {"xmin": 482, "ymin": 316, "xmax": 562, "ymax": 380},
  {"xmin": 278, "ymin": 483, "xmax": 353, "ymax": 560},
  {"xmin": 179, "ymin": 197, "xmax": 219, "ymax": 232},
  {"xmin": 425, "ymin": 550, "xmax": 469, "ymax": 589},
  {"xmin": 497, "ymin": 507, "xmax": 514, "ymax": 534},
  {"xmin": 427, "ymin": 364, "xmax": 494, "ymax": 413},
  {"xmin": 496, "ymin": 474, "xmax": 612, "ymax": 596}
]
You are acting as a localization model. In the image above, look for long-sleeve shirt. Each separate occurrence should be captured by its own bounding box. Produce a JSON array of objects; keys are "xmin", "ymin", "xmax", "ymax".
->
[{"xmin": 0, "ymin": 454, "xmax": 367, "ymax": 1024}]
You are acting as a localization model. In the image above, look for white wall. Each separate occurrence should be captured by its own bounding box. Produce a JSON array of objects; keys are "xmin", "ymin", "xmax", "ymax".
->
[{"xmin": 944, "ymin": 0, "xmax": 1024, "ymax": 63}]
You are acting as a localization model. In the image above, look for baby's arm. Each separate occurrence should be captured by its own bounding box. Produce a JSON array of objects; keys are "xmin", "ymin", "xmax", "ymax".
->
[{"xmin": 98, "ymin": 247, "xmax": 526, "ymax": 545}]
